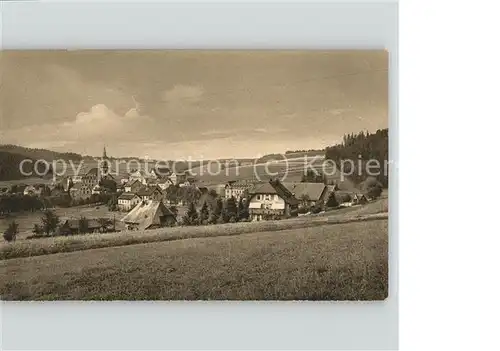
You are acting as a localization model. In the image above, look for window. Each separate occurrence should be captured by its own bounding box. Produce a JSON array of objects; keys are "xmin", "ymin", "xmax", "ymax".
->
[{"xmin": 257, "ymin": 195, "xmax": 261, "ymax": 200}]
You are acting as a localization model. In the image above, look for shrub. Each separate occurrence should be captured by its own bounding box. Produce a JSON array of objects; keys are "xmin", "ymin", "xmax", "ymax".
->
[{"xmin": 3, "ymin": 221, "xmax": 19, "ymax": 242}]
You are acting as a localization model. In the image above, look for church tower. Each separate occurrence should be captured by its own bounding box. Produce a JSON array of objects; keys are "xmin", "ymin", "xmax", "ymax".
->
[{"xmin": 101, "ymin": 145, "xmax": 109, "ymax": 176}]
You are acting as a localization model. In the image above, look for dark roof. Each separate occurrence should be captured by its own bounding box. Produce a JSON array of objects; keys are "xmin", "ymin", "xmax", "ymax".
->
[
  {"xmin": 118, "ymin": 193, "xmax": 140, "ymax": 200},
  {"xmin": 86, "ymin": 168, "xmax": 99, "ymax": 176},
  {"xmin": 283, "ymin": 182, "xmax": 327, "ymax": 201},
  {"xmin": 270, "ymin": 179, "xmax": 300, "ymax": 206},
  {"xmin": 125, "ymin": 179, "xmax": 141, "ymax": 187},
  {"xmin": 249, "ymin": 180, "xmax": 299, "ymax": 206},
  {"xmin": 249, "ymin": 182, "xmax": 277, "ymax": 195},
  {"xmin": 121, "ymin": 200, "xmax": 176, "ymax": 229},
  {"xmin": 136, "ymin": 186, "xmax": 162, "ymax": 196},
  {"xmin": 63, "ymin": 219, "xmax": 101, "ymax": 230}
]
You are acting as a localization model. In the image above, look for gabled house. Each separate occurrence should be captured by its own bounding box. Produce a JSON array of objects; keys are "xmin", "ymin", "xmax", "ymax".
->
[
  {"xmin": 124, "ymin": 179, "xmax": 142, "ymax": 193},
  {"xmin": 248, "ymin": 179, "xmax": 299, "ymax": 221},
  {"xmin": 23, "ymin": 185, "xmax": 44, "ymax": 197},
  {"xmin": 59, "ymin": 218, "xmax": 102, "ymax": 235},
  {"xmin": 121, "ymin": 200, "xmax": 177, "ymax": 230},
  {"xmin": 283, "ymin": 182, "xmax": 328, "ymax": 208},
  {"xmin": 117, "ymin": 193, "xmax": 141, "ymax": 211},
  {"xmin": 156, "ymin": 177, "xmax": 175, "ymax": 190},
  {"xmin": 224, "ymin": 180, "xmax": 255, "ymax": 200},
  {"xmin": 150, "ymin": 166, "xmax": 171, "ymax": 179},
  {"xmin": 128, "ymin": 169, "xmax": 148, "ymax": 185}
]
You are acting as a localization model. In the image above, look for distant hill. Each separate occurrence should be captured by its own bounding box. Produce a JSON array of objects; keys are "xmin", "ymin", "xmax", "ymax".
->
[
  {"xmin": 0, "ymin": 151, "xmax": 53, "ymax": 181},
  {"xmin": 0, "ymin": 144, "xmax": 83, "ymax": 162}
]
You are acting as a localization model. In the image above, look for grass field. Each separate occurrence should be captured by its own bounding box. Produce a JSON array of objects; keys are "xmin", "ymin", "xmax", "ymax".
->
[
  {"xmin": 0, "ymin": 219, "xmax": 388, "ymax": 301},
  {"xmin": 0, "ymin": 205, "xmax": 126, "ymax": 240},
  {"xmin": 0, "ymin": 198, "xmax": 388, "ymax": 260}
]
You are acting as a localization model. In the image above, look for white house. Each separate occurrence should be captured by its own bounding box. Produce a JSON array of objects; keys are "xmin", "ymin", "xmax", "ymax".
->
[
  {"xmin": 23, "ymin": 185, "xmax": 43, "ymax": 197},
  {"xmin": 247, "ymin": 180, "xmax": 299, "ymax": 221},
  {"xmin": 117, "ymin": 193, "xmax": 141, "ymax": 211},
  {"xmin": 128, "ymin": 169, "xmax": 148, "ymax": 185}
]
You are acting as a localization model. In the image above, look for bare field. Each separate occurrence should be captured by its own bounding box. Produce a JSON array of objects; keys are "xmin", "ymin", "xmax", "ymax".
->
[{"xmin": 0, "ymin": 219, "xmax": 388, "ymax": 301}]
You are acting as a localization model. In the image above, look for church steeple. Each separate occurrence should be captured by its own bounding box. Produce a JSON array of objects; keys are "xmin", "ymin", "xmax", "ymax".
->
[{"xmin": 101, "ymin": 145, "xmax": 109, "ymax": 176}]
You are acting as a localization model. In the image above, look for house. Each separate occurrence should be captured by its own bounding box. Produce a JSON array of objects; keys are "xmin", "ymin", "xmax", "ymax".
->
[
  {"xmin": 128, "ymin": 169, "xmax": 148, "ymax": 185},
  {"xmin": 224, "ymin": 180, "xmax": 255, "ymax": 200},
  {"xmin": 247, "ymin": 179, "xmax": 299, "ymax": 221},
  {"xmin": 121, "ymin": 200, "xmax": 177, "ymax": 230},
  {"xmin": 80, "ymin": 168, "xmax": 100, "ymax": 196},
  {"xmin": 69, "ymin": 183, "xmax": 85, "ymax": 199},
  {"xmin": 59, "ymin": 218, "xmax": 102, "ymax": 235},
  {"xmin": 283, "ymin": 182, "xmax": 328, "ymax": 208},
  {"xmin": 150, "ymin": 166, "xmax": 171, "ymax": 180},
  {"xmin": 124, "ymin": 179, "xmax": 142, "ymax": 193},
  {"xmin": 92, "ymin": 185, "xmax": 103, "ymax": 195},
  {"xmin": 334, "ymin": 191, "xmax": 356, "ymax": 207},
  {"xmin": 23, "ymin": 185, "xmax": 44, "ymax": 197},
  {"xmin": 136, "ymin": 186, "xmax": 163, "ymax": 201},
  {"xmin": 119, "ymin": 177, "xmax": 130, "ymax": 185},
  {"xmin": 155, "ymin": 177, "xmax": 175, "ymax": 190},
  {"xmin": 117, "ymin": 193, "xmax": 141, "ymax": 211},
  {"xmin": 352, "ymin": 193, "xmax": 368, "ymax": 205}
]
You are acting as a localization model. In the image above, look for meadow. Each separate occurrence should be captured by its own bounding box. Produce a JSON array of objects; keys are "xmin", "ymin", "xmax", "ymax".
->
[
  {"xmin": 0, "ymin": 205, "xmax": 126, "ymax": 240},
  {"xmin": 0, "ymin": 219, "xmax": 388, "ymax": 301},
  {"xmin": 0, "ymin": 197, "xmax": 388, "ymax": 260}
]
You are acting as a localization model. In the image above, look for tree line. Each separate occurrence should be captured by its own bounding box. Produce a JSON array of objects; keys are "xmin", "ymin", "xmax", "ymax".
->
[
  {"xmin": 182, "ymin": 196, "xmax": 249, "ymax": 226},
  {"xmin": 325, "ymin": 128, "xmax": 389, "ymax": 187}
]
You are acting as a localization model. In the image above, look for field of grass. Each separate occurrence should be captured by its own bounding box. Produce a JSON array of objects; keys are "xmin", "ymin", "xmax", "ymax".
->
[
  {"xmin": 191, "ymin": 156, "xmax": 356, "ymax": 189},
  {"xmin": 0, "ymin": 219, "xmax": 388, "ymax": 300},
  {"xmin": 0, "ymin": 198, "xmax": 388, "ymax": 260},
  {"xmin": 0, "ymin": 205, "xmax": 126, "ymax": 240}
]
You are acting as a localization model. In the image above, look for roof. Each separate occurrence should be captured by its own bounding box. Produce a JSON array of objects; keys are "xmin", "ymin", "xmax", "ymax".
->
[
  {"xmin": 270, "ymin": 179, "xmax": 300, "ymax": 206},
  {"xmin": 136, "ymin": 186, "xmax": 162, "ymax": 196},
  {"xmin": 249, "ymin": 182, "xmax": 277, "ymax": 195},
  {"xmin": 249, "ymin": 180, "xmax": 299, "ymax": 206},
  {"xmin": 70, "ymin": 183, "xmax": 83, "ymax": 190},
  {"xmin": 118, "ymin": 193, "xmax": 140, "ymax": 200},
  {"xmin": 125, "ymin": 179, "xmax": 141, "ymax": 187},
  {"xmin": 283, "ymin": 182, "xmax": 327, "ymax": 201},
  {"xmin": 121, "ymin": 200, "xmax": 175, "ymax": 229},
  {"xmin": 86, "ymin": 168, "xmax": 99, "ymax": 176}
]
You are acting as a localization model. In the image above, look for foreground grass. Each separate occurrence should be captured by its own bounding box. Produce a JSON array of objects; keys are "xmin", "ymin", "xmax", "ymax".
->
[
  {"xmin": 0, "ymin": 219, "xmax": 388, "ymax": 300},
  {"xmin": 0, "ymin": 198, "xmax": 388, "ymax": 260}
]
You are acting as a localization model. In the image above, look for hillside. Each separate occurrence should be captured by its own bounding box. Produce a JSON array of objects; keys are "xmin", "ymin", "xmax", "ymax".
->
[
  {"xmin": 0, "ymin": 151, "xmax": 53, "ymax": 181},
  {"xmin": 0, "ymin": 219, "xmax": 388, "ymax": 300},
  {"xmin": 325, "ymin": 128, "xmax": 389, "ymax": 187},
  {"xmin": 0, "ymin": 144, "xmax": 83, "ymax": 162}
]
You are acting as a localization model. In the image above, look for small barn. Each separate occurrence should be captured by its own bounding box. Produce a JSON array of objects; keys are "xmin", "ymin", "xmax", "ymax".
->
[
  {"xmin": 59, "ymin": 219, "xmax": 102, "ymax": 235},
  {"xmin": 121, "ymin": 200, "xmax": 176, "ymax": 231}
]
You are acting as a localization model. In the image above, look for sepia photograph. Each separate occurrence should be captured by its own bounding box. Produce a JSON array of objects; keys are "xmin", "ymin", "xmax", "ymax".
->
[{"xmin": 0, "ymin": 50, "xmax": 389, "ymax": 301}]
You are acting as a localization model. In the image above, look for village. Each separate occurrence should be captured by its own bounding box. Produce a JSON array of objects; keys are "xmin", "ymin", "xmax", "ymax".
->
[{"xmin": 0, "ymin": 146, "xmax": 382, "ymax": 240}]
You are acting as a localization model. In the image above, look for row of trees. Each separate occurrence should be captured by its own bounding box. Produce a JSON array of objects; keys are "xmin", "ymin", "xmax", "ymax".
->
[
  {"xmin": 164, "ymin": 184, "xmax": 202, "ymax": 206},
  {"xmin": 325, "ymin": 128, "xmax": 389, "ymax": 187},
  {"xmin": 182, "ymin": 197, "xmax": 249, "ymax": 226}
]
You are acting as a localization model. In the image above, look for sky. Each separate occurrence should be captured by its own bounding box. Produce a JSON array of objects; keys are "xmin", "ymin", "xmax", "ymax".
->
[{"xmin": 0, "ymin": 50, "xmax": 388, "ymax": 160}]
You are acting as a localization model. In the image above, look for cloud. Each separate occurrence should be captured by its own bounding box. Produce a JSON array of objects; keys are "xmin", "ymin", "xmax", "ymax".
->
[
  {"xmin": 2, "ymin": 104, "xmax": 154, "ymax": 153},
  {"xmin": 162, "ymin": 85, "xmax": 204, "ymax": 104}
]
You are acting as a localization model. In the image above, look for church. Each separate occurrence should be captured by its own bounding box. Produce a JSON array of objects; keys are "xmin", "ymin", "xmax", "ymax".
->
[{"xmin": 76, "ymin": 146, "xmax": 116, "ymax": 198}]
